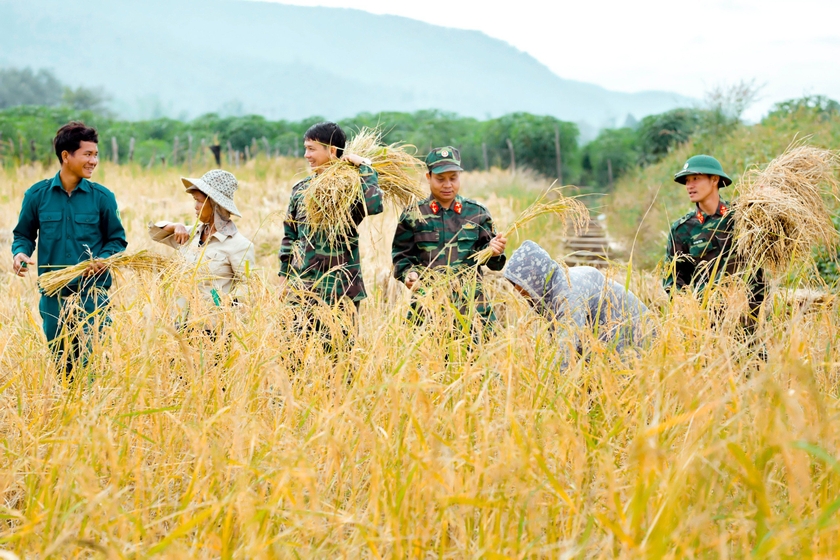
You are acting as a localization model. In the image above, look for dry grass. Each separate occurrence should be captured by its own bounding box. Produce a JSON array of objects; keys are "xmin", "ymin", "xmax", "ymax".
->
[
  {"xmin": 0, "ymin": 159, "xmax": 840, "ymax": 558},
  {"xmin": 302, "ymin": 128, "xmax": 427, "ymax": 246},
  {"xmin": 733, "ymin": 144, "xmax": 840, "ymax": 273},
  {"xmin": 38, "ymin": 250, "xmax": 172, "ymax": 297},
  {"xmin": 473, "ymin": 184, "xmax": 589, "ymax": 264}
]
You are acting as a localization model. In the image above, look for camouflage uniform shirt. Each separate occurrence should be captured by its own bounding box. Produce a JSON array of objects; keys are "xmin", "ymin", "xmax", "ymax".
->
[
  {"xmin": 391, "ymin": 194, "xmax": 506, "ymax": 280},
  {"xmin": 663, "ymin": 199, "xmax": 764, "ymax": 296},
  {"xmin": 278, "ymin": 164, "xmax": 383, "ymax": 304}
]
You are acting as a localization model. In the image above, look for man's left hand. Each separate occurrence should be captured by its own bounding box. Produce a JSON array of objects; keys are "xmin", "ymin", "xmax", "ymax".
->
[
  {"xmin": 83, "ymin": 259, "xmax": 108, "ymax": 277},
  {"xmin": 489, "ymin": 234, "xmax": 507, "ymax": 256},
  {"xmin": 341, "ymin": 153, "xmax": 371, "ymax": 167}
]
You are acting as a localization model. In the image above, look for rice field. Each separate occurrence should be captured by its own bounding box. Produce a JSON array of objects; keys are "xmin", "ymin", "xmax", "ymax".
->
[{"xmin": 1, "ymin": 158, "xmax": 840, "ymax": 558}]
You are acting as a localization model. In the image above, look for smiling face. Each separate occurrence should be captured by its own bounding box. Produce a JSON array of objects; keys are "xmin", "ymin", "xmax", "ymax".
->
[
  {"xmin": 683, "ymin": 174, "xmax": 720, "ymax": 205},
  {"xmin": 62, "ymin": 140, "xmax": 98, "ymax": 180},
  {"xmin": 427, "ymin": 170, "xmax": 461, "ymax": 208},
  {"xmin": 304, "ymin": 139, "xmax": 336, "ymax": 173},
  {"xmin": 192, "ymin": 191, "xmax": 214, "ymax": 223}
]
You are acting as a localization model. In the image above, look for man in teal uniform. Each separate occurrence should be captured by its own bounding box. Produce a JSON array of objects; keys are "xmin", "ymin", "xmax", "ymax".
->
[
  {"xmin": 663, "ymin": 154, "xmax": 765, "ymax": 325},
  {"xmin": 391, "ymin": 146, "xmax": 507, "ymax": 334},
  {"xmin": 12, "ymin": 121, "xmax": 127, "ymax": 373}
]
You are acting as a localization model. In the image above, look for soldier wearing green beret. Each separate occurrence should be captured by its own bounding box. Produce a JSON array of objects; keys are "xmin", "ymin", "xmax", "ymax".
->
[
  {"xmin": 391, "ymin": 146, "xmax": 507, "ymax": 331},
  {"xmin": 663, "ymin": 155, "xmax": 765, "ymax": 322}
]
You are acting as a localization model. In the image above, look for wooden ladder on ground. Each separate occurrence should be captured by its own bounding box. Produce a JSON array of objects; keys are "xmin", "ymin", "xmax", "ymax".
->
[{"xmin": 563, "ymin": 219, "xmax": 614, "ymax": 267}]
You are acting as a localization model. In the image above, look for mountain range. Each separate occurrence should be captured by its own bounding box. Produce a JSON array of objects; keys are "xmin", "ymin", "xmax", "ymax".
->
[{"xmin": 1, "ymin": 0, "xmax": 693, "ymax": 133}]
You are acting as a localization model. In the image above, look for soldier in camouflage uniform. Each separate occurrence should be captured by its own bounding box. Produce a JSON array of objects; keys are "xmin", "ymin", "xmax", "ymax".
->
[
  {"xmin": 391, "ymin": 146, "xmax": 507, "ymax": 332},
  {"xmin": 663, "ymin": 154, "xmax": 765, "ymax": 323},
  {"xmin": 278, "ymin": 122, "xmax": 383, "ymax": 355}
]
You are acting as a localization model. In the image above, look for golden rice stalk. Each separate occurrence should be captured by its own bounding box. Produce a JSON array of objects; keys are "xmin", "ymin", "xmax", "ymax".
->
[
  {"xmin": 302, "ymin": 128, "xmax": 426, "ymax": 246},
  {"xmin": 472, "ymin": 184, "xmax": 589, "ymax": 265},
  {"xmin": 348, "ymin": 128, "xmax": 428, "ymax": 210},
  {"xmin": 733, "ymin": 144, "xmax": 840, "ymax": 273},
  {"xmin": 38, "ymin": 250, "xmax": 171, "ymax": 297}
]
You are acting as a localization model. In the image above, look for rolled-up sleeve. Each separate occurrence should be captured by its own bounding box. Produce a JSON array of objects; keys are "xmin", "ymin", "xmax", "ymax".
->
[{"xmin": 149, "ymin": 221, "xmax": 186, "ymax": 250}]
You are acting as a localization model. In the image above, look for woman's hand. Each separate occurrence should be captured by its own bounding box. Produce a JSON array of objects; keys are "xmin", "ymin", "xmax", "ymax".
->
[
  {"xmin": 172, "ymin": 223, "xmax": 190, "ymax": 245},
  {"xmin": 164, "ymin": 223, "xmax": 190, "ymax": 245}
]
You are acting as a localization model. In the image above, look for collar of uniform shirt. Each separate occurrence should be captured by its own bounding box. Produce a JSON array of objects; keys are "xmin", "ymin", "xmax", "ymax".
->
[
  {"xmin": 49, "ymin": 171, "xmax": 92, "ymax": 194},
  {"xmin": 694, "ymin": 199, "xmax": 729, "ymax": 224},
  {"xmin": 429, "ymin": 194, "xmax": 464, "ymax": 215}
]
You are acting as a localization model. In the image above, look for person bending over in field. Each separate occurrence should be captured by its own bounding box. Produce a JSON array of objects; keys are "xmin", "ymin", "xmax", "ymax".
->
[
  {"xmin": 663, "ymin": 155, "xmax": 766, "ymax": 330},
  {"xmin": 12, "ymin": 121, "xmax": 127, "ymax": 376},
  {"xmin": 391, "ymin": 147, "xmax": 506, "ymax": 340},
  {"xmin": 278, "ymin": 122, "xmax": 383, "ymax": 357},
  {"xmin": 505, "ymin": 241, "xmax": 653, "ymax": 369},
  {"xmin": 149, "ymin": 169, "xmax": 255, "ymax": 333}
]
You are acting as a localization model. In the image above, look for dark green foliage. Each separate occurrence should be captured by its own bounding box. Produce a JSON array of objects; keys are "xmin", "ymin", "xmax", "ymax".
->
[
  {"xmin": 814, "ymin": 214, "xmax": 840, "ymax": 285},
  {"xmin": 0, "ymin": 106, "xmax": 580, "ymax": 179},
  {"xmin": 636, "ymin": 109, "xmax": 706, "ymax": 165},
  {"xmin": 581, "ymin": 127, "xmax": 638, "ymax": 189}
]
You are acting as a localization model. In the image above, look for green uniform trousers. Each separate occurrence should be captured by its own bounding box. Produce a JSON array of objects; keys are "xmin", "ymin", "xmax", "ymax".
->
[{"xmin": 39, "ymin": 288, "xmax": 110, "ymax": 373}]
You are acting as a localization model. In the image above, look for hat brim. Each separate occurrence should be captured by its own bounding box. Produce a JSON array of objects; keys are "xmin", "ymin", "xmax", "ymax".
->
[
  {"xmin": 674, "ymin": 168, "xmax": 732, "ymax": 187},
  {"xmin": 181, "ymin": 177, "xmax": 242, "ymax": 217},
  {"xmin": 428, "ymin": 164, "xmax": 463, "ymax": 174}
]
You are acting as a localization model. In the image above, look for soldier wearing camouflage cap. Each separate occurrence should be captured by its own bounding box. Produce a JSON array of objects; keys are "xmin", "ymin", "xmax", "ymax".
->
[
  {"xmin": 391, "ymin": 146, "xmax": 507, "ymax": 333},
  {"xmin": 663, "ymin": 155, "xmax": 765, "ymax": 324}
]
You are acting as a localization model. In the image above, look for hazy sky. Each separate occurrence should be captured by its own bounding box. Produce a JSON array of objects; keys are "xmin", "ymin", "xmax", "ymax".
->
[{"xmin": 264, "ymin": 0, "xmax": 840, "ymax": 121}]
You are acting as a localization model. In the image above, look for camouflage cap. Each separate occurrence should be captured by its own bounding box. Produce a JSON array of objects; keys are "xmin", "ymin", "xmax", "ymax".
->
[{"xmin": 426, "ymin": 146, "xmax": 463, "ymax": 174}]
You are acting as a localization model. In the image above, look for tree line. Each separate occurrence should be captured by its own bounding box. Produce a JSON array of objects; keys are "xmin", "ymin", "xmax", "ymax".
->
[{"xmin": 1, "ymin": 67, "xmax": 836, "ymax": 191}]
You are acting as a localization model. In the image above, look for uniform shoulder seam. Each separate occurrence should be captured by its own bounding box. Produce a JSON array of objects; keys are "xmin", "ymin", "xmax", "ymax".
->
[
  {"xmin": 461, "ymin": 197, "xmax": 489, "ymax": 212},
  {"xmin": 291, "ymin": 177, "xmax": 311, "ymax": 191},
  {"xmin": 90, "ymin": 182, "xmax": 115, "ymax": 196},
  {"xmin": 672, "ymin": 210, "xmax": 695, "ymax": 230}
]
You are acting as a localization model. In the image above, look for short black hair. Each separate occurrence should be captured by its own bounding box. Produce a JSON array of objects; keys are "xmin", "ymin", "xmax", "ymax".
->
[
  {"xmin": 303, "ymin": 122, "xmax": 346, "ymax": 158},
  {"xmin": 54, "ymin": 121, "xmax": 98, "ymax": 164}
]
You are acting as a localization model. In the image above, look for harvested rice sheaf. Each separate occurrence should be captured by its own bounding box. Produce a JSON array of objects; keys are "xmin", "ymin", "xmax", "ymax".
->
[
  {"xmin": 472, "ymin": 184, "xmax": 589, "ymax": 265},
  {"xmin": 302, "ymin": 128, "xmax": 427, "ymax": 247},
  {"xmin": 733, "ymin": 145, "xmax": 840, "ymax": 273},
  {"xmin": 38, "ymin": 250, "xmax": 171, "ymax": 297}
]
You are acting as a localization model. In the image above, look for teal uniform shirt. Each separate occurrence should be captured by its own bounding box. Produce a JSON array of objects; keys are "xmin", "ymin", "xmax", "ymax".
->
[{"xmin": 12, "ymin": 172, "xmax": 127, "ymax": 290}]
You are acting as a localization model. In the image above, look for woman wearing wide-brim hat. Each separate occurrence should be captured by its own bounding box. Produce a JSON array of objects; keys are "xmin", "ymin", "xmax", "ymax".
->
[{"xmin": 149, "ymin": 169, "xmax": 256, "ymax": 304}]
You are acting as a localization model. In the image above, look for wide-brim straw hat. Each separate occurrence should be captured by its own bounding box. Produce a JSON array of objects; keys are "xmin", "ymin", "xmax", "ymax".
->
[{"xmin": 181, "ymin": 169, "xmax": 241, "ymax": 216}]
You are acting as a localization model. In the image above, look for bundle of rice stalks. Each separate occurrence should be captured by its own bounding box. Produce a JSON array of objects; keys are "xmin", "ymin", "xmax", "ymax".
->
[
  {"xmin": 472, "ymin": 184, "xmax": 589, "ymax": 265},
  {"xmin": 302, "ymin": 127, "xmax": 427, "ymax": 246},
  {"xmin": 733, "ymin": 145, "xmax": 840, "ymax": 273},
  {"xmin": 39, "ymin": 250, "xmax": 171, "ymax": 297}
]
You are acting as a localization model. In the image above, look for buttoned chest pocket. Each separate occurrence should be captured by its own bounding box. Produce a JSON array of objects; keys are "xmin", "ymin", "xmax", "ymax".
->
[
  {"xmin": 203, "ymin": 250, "xmax": 231, "ymax": 274},
  {"xmin": 456, "ymin": 224, "xmax": 480, "ymax": 251},
  {"xmin": 413, "ymin": 230, "xmax": 440, "ymax": 253},
  {"xmin": 74, "ymin": 214, "xmax": 100, "ymax": 246},
  {"xmin": 39, "ymin": 212, "xmax": 63, "ymax": 237},
  {"xmin": 689, "ymin": 231, "xmax": 727, "ymax": 260}
]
